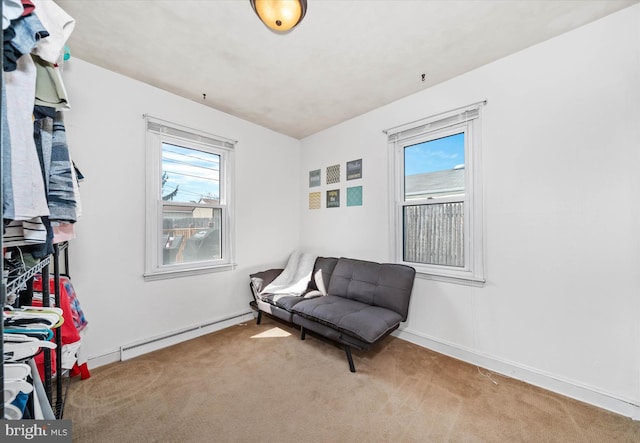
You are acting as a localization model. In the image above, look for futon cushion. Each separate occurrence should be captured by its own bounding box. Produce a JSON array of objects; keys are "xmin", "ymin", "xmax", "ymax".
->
[
  {"xmin": 292, "ymin": 295, "xmax": 403, "ymax": 344},
  {"xmin": 306, "ymin": 257, "xmax": 338, "ymax": 293},
  {"xmin": 327, "ymin": 258, "xmax": 415, "ymax": 320},
  {"xmin": 250, "ymin": 268, "xmax": 309, "ymax": 311},
  {"xmin": 259, "ymin": 293, "xmax": 308, "ymax": 311}
]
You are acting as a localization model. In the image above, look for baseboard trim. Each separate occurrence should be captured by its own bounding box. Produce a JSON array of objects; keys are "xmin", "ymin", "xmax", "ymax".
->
[
  {"xmin": 87, "ymin": 350, "xmax": 120, "ymax": 369},
  {"xmin": 394, "ymin": 328, "xmax": 640, "ymax": 420},
  {"xmin": 120, "ymin": 312, "xmax": 254, "ymax": 361},
  {"xmin": 87, "ymin": 312, "xmax": 255, "ymax": 368}
]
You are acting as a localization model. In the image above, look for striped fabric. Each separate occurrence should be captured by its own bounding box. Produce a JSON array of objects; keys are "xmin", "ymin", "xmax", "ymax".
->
[{"xmin": 3, "ymin": 218, "xmax": 47, "ymax": 246}]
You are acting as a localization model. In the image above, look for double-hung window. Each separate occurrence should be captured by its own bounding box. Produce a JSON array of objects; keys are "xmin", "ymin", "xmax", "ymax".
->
[
  {"xmin": 144, "ymin": 116, "xmax": 236, "ymax": 280},
  {"xmin": 388, "ymin": 102, "xmax": 485, "ymax": 284}
]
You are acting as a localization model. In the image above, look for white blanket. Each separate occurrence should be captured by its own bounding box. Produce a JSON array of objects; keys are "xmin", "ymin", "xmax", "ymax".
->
[{"xmin": 261, "ymin": 250, "xmax": 317, "ymax": 296}]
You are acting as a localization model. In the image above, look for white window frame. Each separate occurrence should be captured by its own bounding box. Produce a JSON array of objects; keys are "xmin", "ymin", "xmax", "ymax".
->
[
  {"xmin": 144, "ymin": 115, "xmax": 236, "ymax": 280},
  {"xmin": 387, "ymin": 101, "xmax": 485, "ymax": 285}
]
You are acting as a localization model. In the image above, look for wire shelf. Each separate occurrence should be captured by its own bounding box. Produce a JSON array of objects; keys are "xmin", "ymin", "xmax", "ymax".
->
[{"xmin": 5, "ymin": 256, "xmax": 51, "ymax": 298}]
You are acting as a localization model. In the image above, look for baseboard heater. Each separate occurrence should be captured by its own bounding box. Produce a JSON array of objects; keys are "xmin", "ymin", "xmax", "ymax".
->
[{"xmin": 120, "ymin": 311, "xmax": 254, "ymax": 361}]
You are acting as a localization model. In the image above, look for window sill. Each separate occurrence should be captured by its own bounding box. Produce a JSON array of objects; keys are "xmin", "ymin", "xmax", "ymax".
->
[
  {"xmin": 415, "ymin": 270, "xmax": 485, "ymax": 287},
  {"xmin": 144, "ymin": 263, "xmax": 236, "ymax": 281}
]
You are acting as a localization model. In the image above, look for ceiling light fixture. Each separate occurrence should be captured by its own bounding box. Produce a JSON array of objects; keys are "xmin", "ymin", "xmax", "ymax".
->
[{"xmin": 250, "ymin": 0, "xmax": 307, "ymax": 33}]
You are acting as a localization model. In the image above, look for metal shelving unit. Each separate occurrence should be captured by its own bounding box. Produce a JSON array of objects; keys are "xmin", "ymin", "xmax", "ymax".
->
[
  {"xmin": 1, "ymin": 1, "xmax": 71, "ymax": 420},
  {"xmin": 1, "ymin": 0, "xmax": 6, "ymax": 420},
  {"xmin": 2, "ymin": 244, "xmax": 68, "ymax": 419}
]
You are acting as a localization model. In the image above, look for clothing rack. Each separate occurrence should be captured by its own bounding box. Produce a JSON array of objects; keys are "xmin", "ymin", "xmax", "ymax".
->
[
  {"xmin": 3, "ymin": 243, "xmax": 69, "ymax": 419},
  {"xmin": 1, "ymin": 0, "xmax": 6, "ymax": 421},
  {"xmin": 52, "ymin": 241, "xmax": 69, "ymax": 417},
  {"xmin": 1, "ymin": 0, "xmax": 73, "ymax": 420}
]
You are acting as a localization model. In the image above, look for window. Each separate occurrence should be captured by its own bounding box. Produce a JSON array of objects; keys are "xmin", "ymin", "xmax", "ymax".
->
[
  {"xmin": 387, "ymin": 102, "xmax": 485, "ymax": 284},
  {"xmin": 144, "ymin": 116, "xmax": 236, "ymax": 280}
]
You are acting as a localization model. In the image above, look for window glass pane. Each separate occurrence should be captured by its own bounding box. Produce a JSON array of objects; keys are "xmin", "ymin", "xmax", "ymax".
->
[
  {"xmin": 162, "ymin": 207, "xmax": 222, "ymax": 265},
  {"xmin": 404, "ymin": 132, "xmax": 464, "ymax": 201},
  {"xmin": 161, "ymin": 143, "xmax": 220, "ymax": 204},
  {"xmin": 403, "ymin": 203, "xmax": 464, "ymax": 267}
]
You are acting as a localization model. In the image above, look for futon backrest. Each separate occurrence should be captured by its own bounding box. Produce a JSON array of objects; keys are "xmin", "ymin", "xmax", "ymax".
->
[
  {"xmin": 307, "ymin": 257, "xmax": 339, "ymax": 293},
  {"xmin": 327, "ymin": 258, "xmax": 416, "ymax": 320}
]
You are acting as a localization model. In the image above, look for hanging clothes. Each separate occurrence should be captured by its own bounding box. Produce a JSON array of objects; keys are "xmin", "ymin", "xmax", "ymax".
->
[
  {"xmin": 20, "ymin": 1, "xmax": 36, "ymax": 18},
  {"xmin": 3, "ymin": 10, "xmax": 48, "ymax": 72},
  {"xmin": 3, "ymin": 217, "xmax": 47, "ymax": 246},
  {"xmin": 2, "ymin": 0, "xmax": 24, "ymax": 30},
  {"xmin": 32, "ymin": 54, "xmax": 69, "ymax": 109},
  {"xmin": 33, "ymin": 274, "xmax": 89, "ymax": 380},
  {"xmin": 3, "ymin": 2, "xmax": 79, "ymax": 249},
  {"xmin": 4, "ymin": 53, "xmax": 49, "ymax": 221},
  {"xmin": 30, "ymin": 0, "xmax": 75, "ymax": 64},
  {"xmin": 48, "ymin": 112, "xmax": 76, "ymax": 222}
]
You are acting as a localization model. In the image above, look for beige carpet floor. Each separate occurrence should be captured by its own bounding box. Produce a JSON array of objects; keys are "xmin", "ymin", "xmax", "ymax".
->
[{"xmin": 64, "ymin": 316, "xmax": 640, "ymax": 442}]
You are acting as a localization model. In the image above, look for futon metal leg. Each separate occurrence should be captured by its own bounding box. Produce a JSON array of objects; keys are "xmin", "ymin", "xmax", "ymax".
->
[
  {"xmin": 256, "ymin": 311, "xmax": 262, "ymax": 325},
  {"xmin": 300, "ymin": 327, "xmax": 306, "ymax": 340},
  {"xmin": 344, "ymin": 346, "xmax": 356, "ymax": 373}
]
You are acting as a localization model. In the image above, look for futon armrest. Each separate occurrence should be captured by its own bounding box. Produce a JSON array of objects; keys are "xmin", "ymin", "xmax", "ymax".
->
[{"xmin": 249, "ymin": 268, "xmax": 284, "ymax": 297}]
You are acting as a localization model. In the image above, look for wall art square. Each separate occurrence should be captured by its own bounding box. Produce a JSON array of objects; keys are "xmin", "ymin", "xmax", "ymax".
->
[
  {"xmin": 309, "ymin": 169, "xmax": 321, "ymax": 187},
  {"xmin": 326, "ymin": 189, "xmax": 340, "ymax": 208},
  {"xmin": 346, "ymin": 159, "xmax": 362, "ymax": 180},
  {"xmin": 347, "ymin": 186, "xmax": 363, "ymax": 206},
  {"xmin": 309, "ymin": 192, "xmax": 321, "ymax": 209},
  {"xmin": 326, "ymin": 164, "xmax": 340, "ymax": 184}
]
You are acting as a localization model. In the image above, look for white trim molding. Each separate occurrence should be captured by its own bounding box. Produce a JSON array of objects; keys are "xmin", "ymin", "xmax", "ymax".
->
[
  {"xmin": 387, "ymin": 101, "xmax": 486, "ymax": 284},
  {"xmin": 394, "ymin": 328, "xmax": 640, "ymax": 420},
  {"xmin": 86, "ymin": 312, "xmax": 254, "ymax": 368}
]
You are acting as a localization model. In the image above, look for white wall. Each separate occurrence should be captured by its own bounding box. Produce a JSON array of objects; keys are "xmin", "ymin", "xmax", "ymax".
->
[
  {"xmin": 300, "ymin": 5, "xmax": 640, "ymax": 417},
  {"xmin": 62, "ymin": 59, "xmax": 301, "ymax": 363},
  {"xmin": 60, "ymin": 4, "xmax": 639, "ymax": 418}
]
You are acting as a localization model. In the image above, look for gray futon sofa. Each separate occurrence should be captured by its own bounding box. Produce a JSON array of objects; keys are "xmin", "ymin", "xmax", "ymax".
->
[{"xmin": 249, "ymin": 257, "xmax": 416, "ymax": 372}]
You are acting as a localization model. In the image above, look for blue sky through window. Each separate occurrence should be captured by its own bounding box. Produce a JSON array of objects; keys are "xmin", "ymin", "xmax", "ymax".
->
[
  {"xmin": 405, "ymin": 132, "xmax": 464, "ymax": 176},
  {"xmin": 162, "ymin": 143, "xmax": 220, "ymax": 203}
]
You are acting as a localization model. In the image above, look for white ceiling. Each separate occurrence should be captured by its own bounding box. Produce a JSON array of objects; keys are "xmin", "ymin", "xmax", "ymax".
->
[{"xmin": 55, "ymin": 0, "xmax": 637, "ymax": 139}]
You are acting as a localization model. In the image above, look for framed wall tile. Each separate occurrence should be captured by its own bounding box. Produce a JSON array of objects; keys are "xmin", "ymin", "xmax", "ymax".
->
[
  {"xmin": 309, "ymin": 169, "xmax": 321, "ymax": 187},
  {"xmin": 347, "ymin": 186, "xmax": 363, "ymax": 206},
  {"xmin": 326, "ymin": 164, "xmax": 340, "ymax": 184},
  {"xmin": 326, "ymin": 189, "xmax": 340, "ymax": 208},
  {"xmin": 346, "ymin": 159, "xmax": 362, "ymax": 180},
  {"xmin": 309, "ymin": 192, "xmax": 321, "ymax": 209}
]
